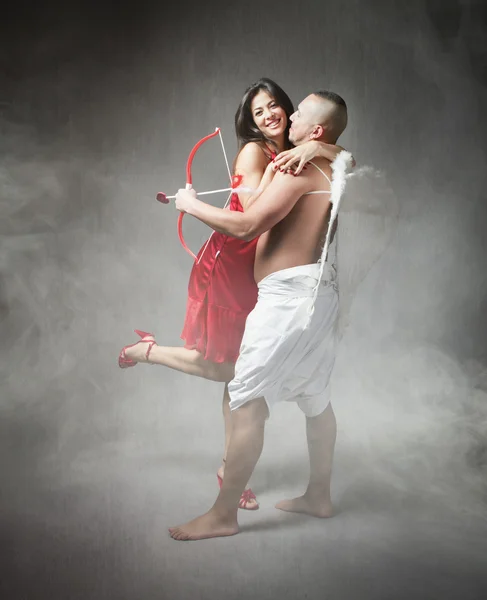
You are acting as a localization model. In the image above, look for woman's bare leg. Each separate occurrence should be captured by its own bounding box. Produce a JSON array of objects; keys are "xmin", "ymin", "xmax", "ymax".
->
[
  {"xmin": 222, "ymin": 384, "xmax": 233, "ymax": 460},
  {"xmin": 122, "ymin": 336, "xmax": 234, "ymax": 382}
]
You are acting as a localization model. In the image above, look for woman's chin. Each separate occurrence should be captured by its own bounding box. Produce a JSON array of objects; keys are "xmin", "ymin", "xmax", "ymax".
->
[{"xmin": 266, "ymin": 127, "xmax": 286, "ymax": 141}]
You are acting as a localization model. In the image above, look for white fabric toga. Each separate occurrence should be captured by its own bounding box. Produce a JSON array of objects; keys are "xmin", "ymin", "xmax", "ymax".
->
[{"xmin": 228, "ymin": 263, "xmax": 338, "ymax": 418}]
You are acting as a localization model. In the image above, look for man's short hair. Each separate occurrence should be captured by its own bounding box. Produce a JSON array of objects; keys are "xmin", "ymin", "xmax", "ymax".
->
[
  {"xmin": 312, "ymin": 90, "xmax": 348, "ymax": 141},
  {"xmin": 313, "ymin": 90, "xmax": 347, "ymax": 110}
]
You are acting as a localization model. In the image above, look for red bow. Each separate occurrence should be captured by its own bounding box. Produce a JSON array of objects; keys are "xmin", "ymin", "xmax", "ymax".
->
[{"xmin": 156, "ymin": 127, "xmax": 233, "ymax": 261}]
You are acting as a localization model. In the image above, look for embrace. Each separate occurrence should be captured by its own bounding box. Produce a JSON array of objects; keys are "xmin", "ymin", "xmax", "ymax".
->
[{"xmin": 119, "ymin": 78, "xmax": 353, "ymax": 541}]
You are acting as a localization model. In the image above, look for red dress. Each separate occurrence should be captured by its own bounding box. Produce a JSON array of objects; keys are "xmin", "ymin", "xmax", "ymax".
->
[{"xmin": 180, "ymin": 193, "xmax": 259, "ymax": 364}]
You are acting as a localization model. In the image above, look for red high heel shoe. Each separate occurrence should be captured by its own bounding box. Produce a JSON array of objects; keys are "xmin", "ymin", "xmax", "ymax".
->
[{"xmin": 118, "ymin": 330, "xmax": 156, "ymax": 369}]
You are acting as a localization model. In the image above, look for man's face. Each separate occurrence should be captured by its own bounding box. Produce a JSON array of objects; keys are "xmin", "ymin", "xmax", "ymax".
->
[{"xmin": 288, "ymin": 95, "xmax": 320, "ymax": 146}]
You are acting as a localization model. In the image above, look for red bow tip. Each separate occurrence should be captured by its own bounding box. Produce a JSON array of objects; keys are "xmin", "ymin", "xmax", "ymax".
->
[{"xmin": 156, "ymin": 192, "xmax": 169, "ymax": 204}]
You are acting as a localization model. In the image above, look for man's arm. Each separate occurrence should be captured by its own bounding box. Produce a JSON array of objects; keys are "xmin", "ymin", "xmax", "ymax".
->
[
  {"xmin": 176, "ymin": 170, "xmax": 315, "ymax": 241},
  {"xmin": 272, "ymin": 141, "xmax": 356, "ymax": 175}
]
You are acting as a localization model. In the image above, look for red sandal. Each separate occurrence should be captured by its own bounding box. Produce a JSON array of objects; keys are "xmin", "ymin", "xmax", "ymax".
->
[
  {"xmin": 118, "ymin": 330, "xmax": 156, "ymax": 369},
  {"xmin": 217, "ymin": 465, "xmax": 259, "ymax": 511}
]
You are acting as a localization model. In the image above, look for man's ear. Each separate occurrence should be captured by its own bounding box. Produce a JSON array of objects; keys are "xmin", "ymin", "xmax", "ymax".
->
[{"xmin": 309, "ymin": 124, "xmax": 324, "ymax": 140}]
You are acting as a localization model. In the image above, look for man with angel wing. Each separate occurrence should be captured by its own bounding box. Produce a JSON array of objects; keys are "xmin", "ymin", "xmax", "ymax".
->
[{"xmin": 169, "ymin": 90, "xmax": 361, "ymax": 541}]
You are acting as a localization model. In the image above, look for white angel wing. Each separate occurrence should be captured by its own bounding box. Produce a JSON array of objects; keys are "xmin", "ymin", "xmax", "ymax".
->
[{"xmin": 336, "ymin": 166, "xmax": 400, "ymax": 337}]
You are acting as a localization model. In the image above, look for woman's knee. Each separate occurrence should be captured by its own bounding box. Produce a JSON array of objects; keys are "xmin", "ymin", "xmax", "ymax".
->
[
  {"xmin": 188, "ymin": 351, "xmax": 234, "ymax": 382},
  {"xmin": 206, "ymin": 362, "xmax": 235, "ymax": 383}
]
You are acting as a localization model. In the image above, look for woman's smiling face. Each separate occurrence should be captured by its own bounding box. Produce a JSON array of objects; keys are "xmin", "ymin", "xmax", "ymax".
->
[{"xmin": 250, "ymin": 90, "xmax": 288, "ymax": 142}]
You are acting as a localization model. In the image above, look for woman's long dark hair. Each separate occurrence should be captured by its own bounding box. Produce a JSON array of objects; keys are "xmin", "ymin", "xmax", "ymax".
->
[{"xmin": 235, "ymin": 78, "xmax": 294, "ymax": 152}]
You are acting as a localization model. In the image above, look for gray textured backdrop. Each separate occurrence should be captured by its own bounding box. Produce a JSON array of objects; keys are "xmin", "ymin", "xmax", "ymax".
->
[{"xmin": 1, "ymin": 1, "xmax": 487, "ymax": 599}]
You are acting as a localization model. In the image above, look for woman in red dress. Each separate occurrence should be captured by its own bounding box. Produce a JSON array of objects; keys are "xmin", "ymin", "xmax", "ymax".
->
[{"xmin": 118, "ymin": 78, "xmax": 347, "ymax": 509}]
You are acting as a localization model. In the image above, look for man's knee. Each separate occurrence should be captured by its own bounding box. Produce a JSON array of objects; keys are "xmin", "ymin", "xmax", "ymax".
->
[
  {"xmin": 232, "ymin": 397, "xmax": 269, "ymax": 427},
  {"xmin": 306, "ymin": 402, "xmax": 336, "ymax": 434}
]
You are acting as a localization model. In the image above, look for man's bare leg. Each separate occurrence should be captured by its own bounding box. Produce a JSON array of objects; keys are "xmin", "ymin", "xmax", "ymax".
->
[
  {"xmin": 122, "ymin": 335, "xmax": 234, "ymax": 382},
  {"xmin": 275, "ymin": 402, "xmax": 336, "ymax": 518},
  {"xmin": 217, "ymin": 386, "xmax": 259, "ymax": 509},
  {"xmin": 169, "ymin": 398, "xmax": 268, "ymax": 541}
]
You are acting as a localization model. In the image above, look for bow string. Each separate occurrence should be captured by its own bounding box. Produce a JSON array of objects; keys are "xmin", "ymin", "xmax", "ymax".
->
[{"xmin": 157, "ymin": 127, "xmax": 234, "ymax": 261}]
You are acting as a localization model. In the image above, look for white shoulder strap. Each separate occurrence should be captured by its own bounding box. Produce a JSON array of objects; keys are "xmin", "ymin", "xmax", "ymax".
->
[{"xmin": 303, "ymin": 160, "xmax": 332, "ymax": 195}]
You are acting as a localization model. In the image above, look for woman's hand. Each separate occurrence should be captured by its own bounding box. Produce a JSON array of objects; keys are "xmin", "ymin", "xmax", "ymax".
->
[
  {"xmin": 175, "ymin": 187, "xmax": 198, "ymax": 213},
  {"xmin": 272, "ymin": 141, "xmax": 320, "ymax": 175},
  {"xmin": 259, "ymin": 159, "xmax": 278, "ymax": 191},
  {"xmin": 273, "ymin": 141, "xmax": 355, "ymax": 175}
]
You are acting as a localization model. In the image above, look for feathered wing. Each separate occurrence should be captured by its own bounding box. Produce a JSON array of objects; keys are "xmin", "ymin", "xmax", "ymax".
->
[
  {"xmin": 307, "ymin": 151, "xmax": 353, "ymax": 327},
  {"xmin": 335, "ymin": 166, "xmax": 400, "ymax": 337}
]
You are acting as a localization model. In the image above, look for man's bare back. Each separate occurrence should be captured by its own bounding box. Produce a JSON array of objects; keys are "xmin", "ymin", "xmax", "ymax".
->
[{"xmin": 254, "ymin": 157, "xmax": 333, "ymax": 283}]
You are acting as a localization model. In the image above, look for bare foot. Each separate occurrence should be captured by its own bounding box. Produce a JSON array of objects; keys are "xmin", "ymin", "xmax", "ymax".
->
[
  {"xmin": 123, "ymin": 335, "xmax": 156, "ymax": 364},
  {"xmin": 169, "ymin": 510, "xmax": 239, "ymax": 541},
  {"xmin": 275, "ymin": 494, "xmax": 333, "ymax": 518},
  {"xmin": 217, "ymin": 466, "xmax": 259, "ymax": 510}
]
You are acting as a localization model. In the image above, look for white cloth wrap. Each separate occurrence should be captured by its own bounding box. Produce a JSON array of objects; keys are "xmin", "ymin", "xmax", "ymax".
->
[{"xmin": 228, "ymin": 263, "xmax": 338, "ymax": 418}]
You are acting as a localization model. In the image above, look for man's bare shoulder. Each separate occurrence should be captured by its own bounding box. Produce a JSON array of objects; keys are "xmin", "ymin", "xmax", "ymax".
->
[
  {"xmin": 273, "ymin": 155, "xmax": 332, "ymax": 188},
  {"xmin": 259, "ymin": 166, "xmax": 319, "ymax": 206},
  {"xmin": 306, "ymin": 156, "xmax": 332, "ymax": 190},
  {"xmin": 308, "ymin": 156, "xmax": 332, "ymax": 175}
]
